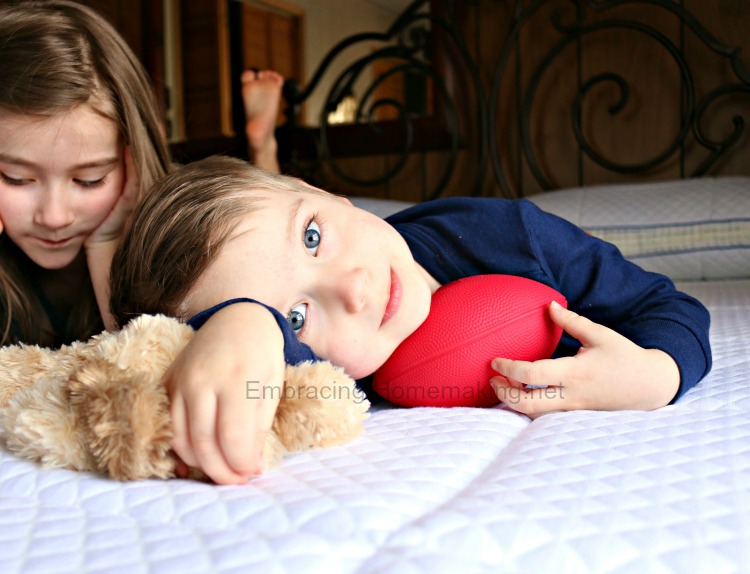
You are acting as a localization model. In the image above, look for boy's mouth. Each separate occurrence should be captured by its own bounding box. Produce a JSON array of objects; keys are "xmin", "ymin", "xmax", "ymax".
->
[{"xmin": 381, "ymin": 268, "xmax": 402, "ymax": 327}]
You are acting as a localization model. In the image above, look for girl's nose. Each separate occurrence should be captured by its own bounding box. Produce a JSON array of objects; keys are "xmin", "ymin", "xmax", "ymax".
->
[{"xmin": 33, "ymin": 186, "xmax": 75, "ymax": 230}]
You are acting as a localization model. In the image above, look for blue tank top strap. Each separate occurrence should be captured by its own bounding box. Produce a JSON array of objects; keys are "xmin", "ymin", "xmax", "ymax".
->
[{"xmin": 187, "ymin": 298, "xmax": 322, "ymax": 365}]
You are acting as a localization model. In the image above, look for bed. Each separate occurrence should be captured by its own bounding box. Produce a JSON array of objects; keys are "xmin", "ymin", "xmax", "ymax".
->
[
  {"xmin": 2, "ymin": 1, "xmax": 750, "ymax": 573},
  {"xmin": 6, "ymin": 178, "xmax": 750, "ymax": 574}
]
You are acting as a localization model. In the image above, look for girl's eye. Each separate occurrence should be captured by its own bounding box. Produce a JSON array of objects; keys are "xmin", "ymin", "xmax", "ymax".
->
[
  {"xmin": 74, "ymin": 177, "xmax": 107, "ymax": 189},
  {"xmin": 1, "ymin": 173, "xmax": 30, "ymax": 186},
  {"xmin": 304, "ymin": 220, "xmax": 321, "ymax": 255},
  {"xmin": 287, "ymin": 303, "xmax": 307, "ymax": 334}
]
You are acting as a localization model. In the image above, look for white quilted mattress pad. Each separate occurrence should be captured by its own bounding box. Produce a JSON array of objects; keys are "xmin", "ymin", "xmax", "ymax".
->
[{"xmin": 0, "ymin": 279, "xmax": 748, "ymax": 573}]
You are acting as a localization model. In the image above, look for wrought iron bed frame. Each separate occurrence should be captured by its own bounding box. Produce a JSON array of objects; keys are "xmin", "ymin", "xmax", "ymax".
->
[{"xmin": 276, "ymin": 0, "xmax": 750, "ymax": 199}]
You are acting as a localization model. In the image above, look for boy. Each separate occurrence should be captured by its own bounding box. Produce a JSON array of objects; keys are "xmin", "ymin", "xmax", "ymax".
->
[{"xmin": 110, "ymin": 156, "xmax": 711, "ymax": 485}]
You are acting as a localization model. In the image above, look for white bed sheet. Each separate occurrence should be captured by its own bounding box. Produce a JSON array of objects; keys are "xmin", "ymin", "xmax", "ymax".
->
[{"xmin": 0, "ymin": 278, "xmax": 748, "ymax": 574}]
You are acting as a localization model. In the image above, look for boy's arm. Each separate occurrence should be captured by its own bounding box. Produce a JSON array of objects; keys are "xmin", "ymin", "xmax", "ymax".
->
[
  {"xmin": 491, "ymin": 301, "xmax": 681, "ymax": 415},
  {"xmin": 167, "ymin": 302, "xmax": 285, "ymax": 484},
  {"xmin": 491, "ymin": 201, "xmax": 710, "ymax": 413}
]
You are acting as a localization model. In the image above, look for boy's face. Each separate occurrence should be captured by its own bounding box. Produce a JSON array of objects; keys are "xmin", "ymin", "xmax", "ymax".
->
[{"xmin": 185, "ymin": 186, "xmax": 439, "ymax": 379}]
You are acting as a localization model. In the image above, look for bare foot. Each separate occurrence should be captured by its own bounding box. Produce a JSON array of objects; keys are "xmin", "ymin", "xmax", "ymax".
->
[{"xmin": 241, "ymin": 69, "xmax": 283, "ymax": 174}]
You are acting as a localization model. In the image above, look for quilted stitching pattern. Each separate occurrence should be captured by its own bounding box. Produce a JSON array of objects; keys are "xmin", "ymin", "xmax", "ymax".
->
[{"xmin": 0, "ymin": 280, "xmax": 748, "ymax": 573}]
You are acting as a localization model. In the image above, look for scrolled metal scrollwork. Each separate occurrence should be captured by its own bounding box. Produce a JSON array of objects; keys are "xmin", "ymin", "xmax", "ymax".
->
[
  {"xmin": 563, "ymin": 21, "xmax": 694, "ymax": 175},
  {"xmin": 492, "ymin": 0, "xmax": 750, "ymax": 195},
  {"xmin": 281, "ymin": 0, "xmax": 749, "ymax": 199},
  {"xmin": 280, "ymin": 0, "xmax": 486, "ymax": 199},
  {"xmin": 692, "ymin": 84, "xmax": 750, "ymax": 175}
]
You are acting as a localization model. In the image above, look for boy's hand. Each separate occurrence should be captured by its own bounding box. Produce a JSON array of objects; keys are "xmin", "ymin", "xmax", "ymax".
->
[
  {"xmin": 490, "ymin": 301, "xmax": 680, "ymax": 415},
  {"xmin": 85, "ymin": 146, "xmax": 138, "ymax": 247},
  {"xmin": 166, "ymin": 303, "xmax": 285, "ymax": 484}
]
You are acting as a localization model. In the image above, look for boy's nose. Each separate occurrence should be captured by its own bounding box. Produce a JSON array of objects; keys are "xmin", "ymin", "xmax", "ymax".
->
[
  {"xmin": 333, "ymin": 267, "xmax": 369, "ymax": 313},
  {"xmin": 33, "ymin": 186, "xmax": 75, "ymax": 231}
]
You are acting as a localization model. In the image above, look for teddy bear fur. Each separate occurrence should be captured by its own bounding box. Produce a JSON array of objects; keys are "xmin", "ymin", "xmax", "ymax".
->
[{"xmin": 0, "ymin": 314, "xmax": 369, "ymax": 481}]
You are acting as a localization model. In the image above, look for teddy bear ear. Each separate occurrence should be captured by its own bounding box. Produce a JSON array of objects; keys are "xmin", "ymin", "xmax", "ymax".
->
[{"xmin": 68, "ymin": 358, "xmax": 176, "ymax": 480}]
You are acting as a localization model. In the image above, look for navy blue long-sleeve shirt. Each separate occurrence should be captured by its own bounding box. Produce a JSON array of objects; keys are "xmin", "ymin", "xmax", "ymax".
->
[{"xmin": 190, "ymin": 197, "xmax": 712, "ymax": 401}]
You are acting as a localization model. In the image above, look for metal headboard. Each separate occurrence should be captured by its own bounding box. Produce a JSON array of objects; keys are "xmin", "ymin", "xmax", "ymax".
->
[{"xmin": 278, "ymin": 0, "xmax": 750, "ymax": 199}]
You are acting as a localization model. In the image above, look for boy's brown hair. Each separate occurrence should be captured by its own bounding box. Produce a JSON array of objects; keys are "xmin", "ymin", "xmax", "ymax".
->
[{"xmin": 110, "ymin": 155, "xmax": 314, "ymax": 327}]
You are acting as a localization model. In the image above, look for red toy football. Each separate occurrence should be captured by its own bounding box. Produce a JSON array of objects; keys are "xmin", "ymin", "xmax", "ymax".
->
[{"xmin": 372, "ymin": 275, "xmax": 567, "ymax": 408}]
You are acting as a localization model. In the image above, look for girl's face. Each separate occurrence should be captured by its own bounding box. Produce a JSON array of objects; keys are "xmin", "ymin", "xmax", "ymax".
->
[
  {"xmin": 185, "ymin": 188, "xmax": 441, "ymax": 379},
  {"xmin": 0, "ymin": 105, "xmax": 124, "ymax": 270}
]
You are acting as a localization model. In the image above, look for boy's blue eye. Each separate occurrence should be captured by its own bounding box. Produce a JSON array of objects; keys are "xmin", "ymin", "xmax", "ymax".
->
[
  {"xmin": 288, "ymin": 303, "xmax": 307, "ymax": 334},
  {"xmin": 304, "ymin": 220, "xmax": 320, "ymax": 255}
]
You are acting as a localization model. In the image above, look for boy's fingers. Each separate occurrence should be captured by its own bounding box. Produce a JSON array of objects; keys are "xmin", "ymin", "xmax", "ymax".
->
[
  {"xmin": 548, "ymin": 302, "xmax": 605, "ymax": 347},
  {"xmin": 492, "ymin": 356, "xmax": 563, "ymax": 389},
  {"xmin": 217, "ymin": 398, "xmax": 262, "ymax": 478},
  {"xmin": 217, "ymin": 385, "xmax": 281, "ymax": 477},
  {"xmin": 490, "ymin": 376, "xmax": 568, "ymax": 416},
  {"xmin": 174, "ymin": 456, "xmax": 190, "ymax": 479},
  {"xmin": 169, "ymin": 397, "xmax": 198, "ymax": 468},
  {"xmin": 491, "ymin": 354, "xmax": 578, "ymax": 415},
  {"xmin": 189, "ymin": 395, "xmax": 248, "ymax": 485}
]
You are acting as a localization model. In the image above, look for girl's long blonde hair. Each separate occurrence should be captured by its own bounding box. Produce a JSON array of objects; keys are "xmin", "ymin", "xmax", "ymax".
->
[{"xmin": 0, "ymin": 0, "xmax": 171, "ymax": 346}]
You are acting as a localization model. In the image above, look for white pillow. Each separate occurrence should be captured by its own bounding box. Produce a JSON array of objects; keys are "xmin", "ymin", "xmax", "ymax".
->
[
  {"xmin": 351, "ymin": 197, "xmax": 414, "ymax": 219},
  {"xmin": 528, "ymin": 177, "xmax": 750, "ymax": 281}
]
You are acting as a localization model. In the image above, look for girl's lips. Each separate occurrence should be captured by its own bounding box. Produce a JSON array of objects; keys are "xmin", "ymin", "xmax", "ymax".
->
[
  {"xmin": 381, "ymin": 268, "xmax": 402, "ymax": 327},
  {"xmin": 37, "ymin": 236, "xmax": 74, "ymax": 248}
]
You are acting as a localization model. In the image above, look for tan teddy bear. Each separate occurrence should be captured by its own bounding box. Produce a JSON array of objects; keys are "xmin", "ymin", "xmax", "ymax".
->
[{"xmin": 0, "ymin": 314, "xmax": 369, "ymax": 481}]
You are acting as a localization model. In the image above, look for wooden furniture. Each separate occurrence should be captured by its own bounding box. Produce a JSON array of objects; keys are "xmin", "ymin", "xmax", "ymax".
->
[{"xmin": 278, "ymin": 0, "xmax": 750, "ymax": 200}]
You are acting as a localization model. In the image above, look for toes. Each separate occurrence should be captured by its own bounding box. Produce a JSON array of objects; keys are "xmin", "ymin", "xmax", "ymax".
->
[{"xmin": 241, "ymin": 69, "xmax": 258, "ymax": 84}]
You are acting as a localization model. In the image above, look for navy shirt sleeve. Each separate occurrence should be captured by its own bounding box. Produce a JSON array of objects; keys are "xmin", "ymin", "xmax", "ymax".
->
[
  {"xmin": 187, "ymin": 298, "xmax": 322, "ymax": 366},
  {"xmin": 388, "ymin": 197, "xmax": 712, "ymax": 401},
  {"xmin": 518, "ymin": 200, "xmax": 712, "ymax": 401}
]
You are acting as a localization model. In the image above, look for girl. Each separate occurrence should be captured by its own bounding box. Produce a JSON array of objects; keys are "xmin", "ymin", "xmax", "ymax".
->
[{"xmin": 0, "ymin": 0, "xmax": 171, "ymax": 347}]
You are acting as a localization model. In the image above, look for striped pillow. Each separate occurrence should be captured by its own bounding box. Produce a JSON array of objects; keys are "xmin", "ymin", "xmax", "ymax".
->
[{"xmin": 529, "ymin": 178, "xmax": 750, "ymax": 281}]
